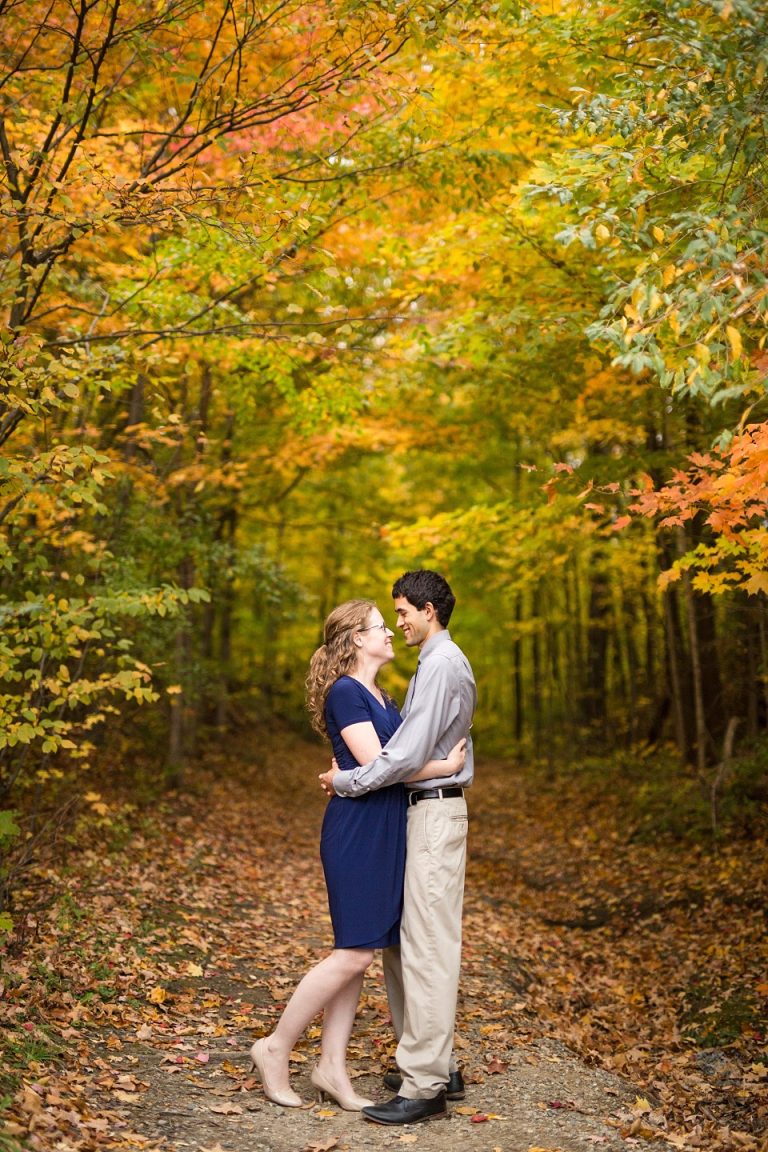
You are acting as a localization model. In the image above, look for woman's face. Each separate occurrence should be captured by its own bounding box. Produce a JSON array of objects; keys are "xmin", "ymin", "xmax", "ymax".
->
[{"xmin": 356, "ymin": 607, "xmax": 395, "ymax": 666}]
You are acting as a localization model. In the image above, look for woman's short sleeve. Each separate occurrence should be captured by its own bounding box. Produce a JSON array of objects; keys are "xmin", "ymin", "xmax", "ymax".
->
[{"xmin": 326, "ymin": 677, "xmax": 372, "ymax": 732}]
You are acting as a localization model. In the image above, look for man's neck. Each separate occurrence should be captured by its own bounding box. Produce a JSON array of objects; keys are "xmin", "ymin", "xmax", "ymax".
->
[{"xmin": 418, "ymin": 624, "xmax": 446, "ymax": 651}]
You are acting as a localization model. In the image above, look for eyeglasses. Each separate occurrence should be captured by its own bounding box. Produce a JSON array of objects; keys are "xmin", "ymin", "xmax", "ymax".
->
[{"xmin": 359, "ymin": 622, "xmax": 390, "ymax": 633}]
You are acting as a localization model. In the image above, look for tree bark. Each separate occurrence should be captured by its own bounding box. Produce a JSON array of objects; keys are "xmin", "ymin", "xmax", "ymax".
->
[
  {"xmin": 680, "ymin": 561, "xmax": 708, "ymax": 773},
  {"xmin": 512, "ymin": 592, "xmax": 524, "ymax": 744}
]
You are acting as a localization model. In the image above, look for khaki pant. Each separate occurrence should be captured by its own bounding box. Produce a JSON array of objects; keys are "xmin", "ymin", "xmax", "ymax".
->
[{"xmin": 383, "ymin": 794, "xmax": 468, "ymax": 1098}]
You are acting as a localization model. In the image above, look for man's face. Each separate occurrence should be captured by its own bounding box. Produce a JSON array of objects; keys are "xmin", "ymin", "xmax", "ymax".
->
[{"xmin": 393, "ymin": 595, "xmax": 432, "ymax": 648}]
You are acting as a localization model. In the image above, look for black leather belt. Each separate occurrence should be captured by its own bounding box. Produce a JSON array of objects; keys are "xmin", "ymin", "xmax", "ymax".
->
[{"xmin": 407, "ymin": 786, "xmax": 464, "ymax": 806}]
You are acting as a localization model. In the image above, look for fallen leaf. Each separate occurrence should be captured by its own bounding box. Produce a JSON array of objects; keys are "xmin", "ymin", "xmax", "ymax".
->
[
  {"xmin": 1, "ymin": 1123, "xmax": 27, "ymax": 1137},
  {"xmin": 116, "ymin": 1075, "xmax": 139, "ymax": 1088},
  {"xmin": 20, "ymin": 1087, "xmax": 43, "ymax": 1114},
  {"xmin": 209, "ymin": 1102, "xmax": 243, "ymax": 1115},
  {"xmin": 83, "ymin": 1118, "xmax": 110, "ymax": 1132},
  {"xmin": 486, "ymin": 1058, "xmax": 508, "ymax": 1074}
]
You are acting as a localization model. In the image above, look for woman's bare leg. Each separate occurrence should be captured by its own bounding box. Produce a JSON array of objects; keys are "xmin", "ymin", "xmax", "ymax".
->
[
  {"xmin": 258, "ymin": 948, "xmax": 373, "ymax": 1096},
  {"xmin": 315, "ymin": 969, "xmax": 365, "ymax": 1091}
]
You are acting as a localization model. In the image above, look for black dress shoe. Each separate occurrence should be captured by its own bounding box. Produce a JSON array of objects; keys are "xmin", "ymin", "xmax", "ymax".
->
[
  {"xmin": 362, "ymin": 1093, "xmax": 447, "ymax": 1125},
  {"xmin": 383, "ymin": 1068, "xmax": 465, "ymax": 1100}
]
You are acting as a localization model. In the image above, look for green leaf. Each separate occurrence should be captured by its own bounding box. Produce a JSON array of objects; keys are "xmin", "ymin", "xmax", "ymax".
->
[{"xmin": 0, "ymin": 809, "xmax": 21, "ymax": 839}]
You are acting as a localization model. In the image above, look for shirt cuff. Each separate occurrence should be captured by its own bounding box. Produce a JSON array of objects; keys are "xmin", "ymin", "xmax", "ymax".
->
[{"xmin": 332, "ymin": 771, "xmax": 353, "ymax": 796}]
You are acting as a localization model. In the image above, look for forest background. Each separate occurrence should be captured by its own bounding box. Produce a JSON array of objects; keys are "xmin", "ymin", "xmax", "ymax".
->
[{"xmin": 1, "ymin": 0, "xmax": 767, "ymax": 1147}]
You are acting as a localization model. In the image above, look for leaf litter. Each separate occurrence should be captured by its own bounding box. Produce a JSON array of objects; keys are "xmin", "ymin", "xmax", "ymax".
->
[{"xmin": 1, "ymin": 729, "xmax": 765, "ymax": 1152}]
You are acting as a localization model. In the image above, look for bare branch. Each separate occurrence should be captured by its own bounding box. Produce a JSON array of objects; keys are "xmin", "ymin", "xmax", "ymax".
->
[
  {"xmin": 30, "ymin": 0, "xmax": 122, "ymax": 251},
  {"xmin": 21, "ymin": 0, "xmax": 90, "ymax": 205},
  {"xmin": 0, "ymin": 0, "xmax": 57, "ymax": 96}
]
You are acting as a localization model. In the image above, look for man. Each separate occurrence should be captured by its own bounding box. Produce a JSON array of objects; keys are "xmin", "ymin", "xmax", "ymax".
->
[{"xmin": 319, "ymin": 569, "xmax": 476, "ymax": 1125}]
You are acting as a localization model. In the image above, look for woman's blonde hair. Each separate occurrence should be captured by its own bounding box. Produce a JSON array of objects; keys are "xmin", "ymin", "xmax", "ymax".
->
[{"xmin": 306, "ymin": 599, "xmax": 376, "ymax": 736}]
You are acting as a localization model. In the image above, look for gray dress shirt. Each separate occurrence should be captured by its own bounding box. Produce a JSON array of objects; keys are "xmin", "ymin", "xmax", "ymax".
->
[{"xmin": 332, "ymin": 629, "xmax": 476, "ymax": 798}]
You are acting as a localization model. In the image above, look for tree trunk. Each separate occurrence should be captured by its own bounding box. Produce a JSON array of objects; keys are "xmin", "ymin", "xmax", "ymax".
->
[
  {"xmin": 759, "ymin": 601, "xmax": 768, "ymax": 731},
  {"xmin": 166, "ymin": 557, "xmax": 194, "ymax": 787},
  {"xmin": 531, "ymin": 586, "xmax": 543, "ymax": 755},
  {"xmin": 657, "ymin": 528, "xmax": 692, "ymax": 760},
  {"xmin": 512, "ymin": 592, "xmax": 524, "ymax": 744},
  {"xmin": 681, "ymin": 563, "xmax": 708, "ymax": 773},
  {"xmin": 167, "ymin": 624, "xmax": 186, "ymax": 789},
  {"xmin": 580, "ymin": 548, "xmax": 610, "ymax": 733},
  {"xmin": 216, "ymin": 507, "xmax": 236, "ymax": 731},
  {"xmin": 622, "ymin": 588, "xmax": 640, "ymax": 745},
  {"xmin": 123, "ymin": 375, "xmax": 146, "ymax": 461},
  {"xmin": 662, "ymin": 582, "xmax": 689, "ymax": 759}
]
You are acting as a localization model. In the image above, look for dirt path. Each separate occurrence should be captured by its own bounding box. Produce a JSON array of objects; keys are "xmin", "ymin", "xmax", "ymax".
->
[
  {"xmin": 4, "ymin": 731, "xmax": 765, "ymax": 1152},
  {"xmin": 89, "ymin": 1025, "xmax": 654, "ymax": 1152}
]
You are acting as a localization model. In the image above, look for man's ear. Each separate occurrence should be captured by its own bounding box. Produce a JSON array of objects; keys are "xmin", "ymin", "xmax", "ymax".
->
[{"xmin": 423, "ymin": 601, "xmax": 436, "ymax": 621}]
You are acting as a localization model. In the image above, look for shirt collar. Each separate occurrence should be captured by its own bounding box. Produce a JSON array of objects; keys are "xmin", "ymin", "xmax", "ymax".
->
[{"xmin": 419, "ymin": 628, "xmax": 451, "ymax": 661}]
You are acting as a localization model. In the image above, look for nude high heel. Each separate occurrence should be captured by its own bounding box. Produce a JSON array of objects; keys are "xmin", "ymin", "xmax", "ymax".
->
[
  {"xmin": 249, "ymin": 1038, "xmax": 303, "ymax": 1108},
  {"xmin": 311, "ymin": 1065, "xmax": 374, "ymax": 1111}
]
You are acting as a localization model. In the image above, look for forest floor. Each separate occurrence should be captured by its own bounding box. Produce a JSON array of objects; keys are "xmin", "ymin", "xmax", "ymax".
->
[{"xmin": 1, "ymin": 729, "xmax": 767, "ymax": 1152}]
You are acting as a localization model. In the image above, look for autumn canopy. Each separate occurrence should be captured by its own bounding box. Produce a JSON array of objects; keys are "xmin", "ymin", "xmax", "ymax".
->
[
  {"xmin": 1, "ymin": 0, "xmax": 767, "ymax": 1147},
  {"xmin": 1, "ymin": 0, "xmax": 765, "ymax": 798}
]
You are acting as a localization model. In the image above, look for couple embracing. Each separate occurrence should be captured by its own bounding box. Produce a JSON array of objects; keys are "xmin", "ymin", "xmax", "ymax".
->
[{"xmin": 250, "ymin": 569, "xmax": 476, "ymax": 1126}]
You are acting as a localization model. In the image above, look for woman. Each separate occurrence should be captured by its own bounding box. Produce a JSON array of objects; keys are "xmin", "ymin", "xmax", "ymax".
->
[{"xmin": 249, "ymin": 599, "xmax": 465, "ymax": 1110}]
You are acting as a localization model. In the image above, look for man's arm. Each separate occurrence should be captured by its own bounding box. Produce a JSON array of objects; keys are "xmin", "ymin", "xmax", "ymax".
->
[
  {"xmin": 319, "ymin": 737, "xmax": 467, "ymax": 796},
  {"xmin": 332, "ymin": 658, "xmax": 459, "ymax": 798}
]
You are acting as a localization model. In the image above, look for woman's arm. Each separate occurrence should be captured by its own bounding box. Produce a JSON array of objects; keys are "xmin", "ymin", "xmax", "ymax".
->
[
  {"xmin": 339, "ymin": 721, "xmax": 383, "ymax": 766},
  {"xmin": 405, "ymin": 738, "xmax": 467, "ymax": 783}
]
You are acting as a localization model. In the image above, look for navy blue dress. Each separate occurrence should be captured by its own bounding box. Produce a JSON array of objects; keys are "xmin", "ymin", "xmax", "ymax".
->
[{"xmin": 321, "ymin": 676, "xmax": 406, "ymax": 949}]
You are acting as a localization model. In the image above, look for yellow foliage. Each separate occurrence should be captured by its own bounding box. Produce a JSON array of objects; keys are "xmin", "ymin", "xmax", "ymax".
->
[{"xmin": 725, "ymin": 324, "xmax": 742, "ymax": 358}]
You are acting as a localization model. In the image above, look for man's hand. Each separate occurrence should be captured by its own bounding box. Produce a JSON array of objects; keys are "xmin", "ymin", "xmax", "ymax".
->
[{"xmin": 319, "ymin": 758, "xmax": 340, "ymax": 796}]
